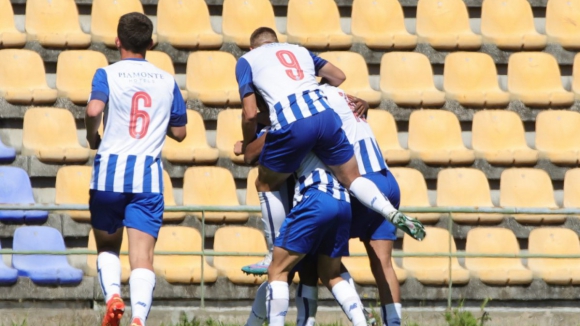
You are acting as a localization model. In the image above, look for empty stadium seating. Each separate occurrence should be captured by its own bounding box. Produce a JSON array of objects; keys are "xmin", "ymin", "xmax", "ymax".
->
[
  {"xmin": 0, "ymin": 167, "xmax": 48, "ymax": 223},
  {"xmin": 246, "ymin": 167, "xmax": 259, "ymax": 206},
  {"xmin": 416, "ymin": 0, "xmax": 481, "ymax": 50},
  {"xmin": 573, "ymin": 54, "xmax": 580, "ymax": 99},
  {"xmin": 436, "ymin": 168, "xmax": 503, "ymax": 224},
  {"xmin": 508, "ymin": 52, "xmax": 574, "ymax": 107},
  {"xmin": 528, "ymin": 228, "xmax": 580, "ymax": 285},
  {"xmin": 389, "ymin": 168, "xmax": 439, "ymax": 223},
  {"xmin": 145, "ymin": 51, "xmax": 187, "ymax": 99},
  {"xmin": 536, "ymin": 110, "xmax": 580, "ymax": 165},
  {"xmin": 366, "ymin": 110, "xmax": 411, "ymax": 165},
  {"xmin": 0, "ymin": 242, "xmax": 17, "ymax": 285},
  {"xmin": 564, "ymin": 168, "xmax": 580, "ymax": 208},
  {"xmin": 12, "ymin": 226, "xmax": 83, "ymax": 285},
  {"xmin": 86, "ymin": 228, "xmax": 131, "ymax": 282},
  {"xmin": 408, "ymin": 110, "xmax": 475, "ymax": 165},
  {"xmin": 157, "ymin": 0, "xmax": 222, "ymax": 49},
  {"xmin": 341, "ymin": 238, "xmax": 407, "ymax": 284},
  {"xmin": 55, "ymin": 166, "xmax": 92, "ymax": 222},
  {"xmin": 481, "ymin": 0, "xmax": 547, "ymax": 50},
  {"xmin": 91, "ymin": 0, "xmax": 154, "ymax": 47},
  {"xmin": 186, "ymin": 51, "xmax": 240, "ymax": 105},
  {"xmin": 286, "ymin": 0, "xmax": 352, "ymax": 49},
  {"xmin": 0, "ymin": 0, "xmax": 26, "ymax": 47},
  {"xmin": 183, "ymin": 167, "xmax": 249, "ymax": 223},
  {"xmin": 402, "ymin": 227, "xmax": 470, "ymax": 285},
  {"xmin": 222, "ymin": 0, "xmax": 286, "ymax": 48},
  {"xmin": 472, "ymin": 110, "xmax": 538, "ymax": 165},
  {"xmin": 0, "ymin": 139, "xmax": 15, "ymax": 162},
  {"xmin": 162, "ymin": 110, "xmax": 219, "ymax": 164},
  {"xmin": 465, "ymin": 228, "xmax": 533, "ymax": 285},
  {"xmin": 350, "ymin": 0, "xmax": 417, "ymax": 50},
  {"xmin": 22, "ymin": 108, "xmax": 90, "ymax": 163},
  {"xmin": 0, "ymin": 49, "xmax": 57, "ymax": 104},
  {"xmin": 318, "ymin": 52, "xmax": 381, "ymax": 105},
  {"xmin": 443, "ymin": 52, "xmax": 510, "ymax": 107},
  {"xmin": 500, "ymin": 168, "xmax": 565, "ymax": 224},
  {"xmin": 213, "ymin": 226, "xmax": 267, "ymax": 284},
  {"xmin": 545, "ymin": 0, "xmax": 580, "ymax": 49},
  {"xmin": 56, "ymin": 50, "xmax": 108, "ymax": 104},
  {"xmin": 216, "ymin": 109, "xmax": 245, "ymax": 164},
  {"xmin": 380, "ymin": 53, "xmax": 445, "ymax": 107},
  {"xmin": 25, "ymin": 0, "xmax": 91, "ymax": 48},
  {"xmin": 154, "ymin": 226, "xmax": 218, "ymax": 283}
]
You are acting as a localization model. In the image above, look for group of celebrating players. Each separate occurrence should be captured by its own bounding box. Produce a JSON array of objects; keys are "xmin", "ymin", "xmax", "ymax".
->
[{"xmin": 85, "ymin": 12, "xmax": 426, "ymax": 326}]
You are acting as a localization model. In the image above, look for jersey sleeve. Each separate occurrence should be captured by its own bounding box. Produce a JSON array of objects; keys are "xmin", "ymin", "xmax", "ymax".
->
[
  {"xmin": 89, "ymin": 68, "xmax": 109, "ymax": 103},
  {"xmin": 236, "ymin": 57, "xmax": 255, "ymax": 99},
  {"xmin": 309, "ymin": 51, "xmax": 328, "ymax": 76},
  {"xmin": 169, "ymin": 82, "xmax": 187, "ymax": 127}
]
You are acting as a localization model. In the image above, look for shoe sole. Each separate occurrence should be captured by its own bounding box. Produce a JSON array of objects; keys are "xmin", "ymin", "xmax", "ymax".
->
[{"xmin": 103, "ymin": 304, "xmax": 125, "ymax": 326}]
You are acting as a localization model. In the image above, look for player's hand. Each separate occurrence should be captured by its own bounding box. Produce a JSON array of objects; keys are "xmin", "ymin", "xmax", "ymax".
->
[
  {"xmin": 348, "ymin": 95, "xmax": 369, "ymax": 118},
  {"xmin": 87, "ymin": 133, "xmax": 101, "ymax": 150},
  {"xmin": 234, "ymin": 141, "xmax": 244, "ymax": 156}
]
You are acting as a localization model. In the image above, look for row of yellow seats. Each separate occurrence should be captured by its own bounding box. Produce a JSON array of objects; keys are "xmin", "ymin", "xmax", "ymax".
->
[{"xmin": 1, "ymin": 0, "xmax": 579, "ymax": 52}]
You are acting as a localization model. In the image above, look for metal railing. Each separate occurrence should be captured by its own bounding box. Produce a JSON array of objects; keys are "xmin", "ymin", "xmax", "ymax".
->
[{"xmin": 1, "ymin": 204, "xmax": 579, "ymax": 308}]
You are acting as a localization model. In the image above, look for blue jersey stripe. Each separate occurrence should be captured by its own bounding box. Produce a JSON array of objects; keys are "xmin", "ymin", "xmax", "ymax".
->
[
  {"xmin": 105, "ymin": 154, "xmax": 118, "ymax": 192},
  {"xmin": 314, "ymin": 89, "xmax": 331, "ymax": 110},
  {"xmin": 359, "ymin": 140, "xmax": 373, "ymax": 175},
  {"xmin": 143, "ymin": 156, "xmax": 153, "ymax": 192},
  {"xmin": 274, "ymin": 102, "xmax": 288, "ymax": 127},
  {"xmin": 302, "ymin": 90, "xmax": 319, "ymax": 116},
  {"xmin": 156, "ymin": 158, "xmax": 163, "ymax": 193},
  {"xmin": 370, "ymin": 139, "xmax": 387, "ymax": 171},
  {"xmin": 93, "ymin": 154, "xmax": 101, "ymax": 188},
  {"xmin": 272, "ymin": 90, "xmax": 329, "ymax": 130},
  {"xmin": 288, "ymin": 94, "xmax": 304, "ymax": 120},
  {"xmin": 124, "ymin": 155, "xmax": 137, "ymax": 193},
  {"xmin": 325, "ymin": 172, "xmax": 334, "ymax": 194}
]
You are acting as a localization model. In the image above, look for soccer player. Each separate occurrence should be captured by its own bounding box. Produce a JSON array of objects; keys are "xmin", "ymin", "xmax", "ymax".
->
[{"xmin": 84, "ymin": 13, "xmax": 187, "ymax": 326}]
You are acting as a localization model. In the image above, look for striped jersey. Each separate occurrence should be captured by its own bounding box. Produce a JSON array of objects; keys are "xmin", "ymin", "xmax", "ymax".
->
[
  {"xmin": 88, "ymin": 59, "xmax": 187, "ymax": 193},
  {"xmin": 293, "ymin": 152, "xmax": 350, "ymax": 205},
  {"xmin": 320, "ymin": 85, "xmax": 388, "ymax": 175},
  {"xmin": 236, "ymin": 43, "xmax": 331, "ymax": 131}
]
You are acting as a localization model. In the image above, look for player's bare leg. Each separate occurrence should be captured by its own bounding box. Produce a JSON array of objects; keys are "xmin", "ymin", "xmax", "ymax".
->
[
  {"xmin": 127, "ymin": 228, "xmax": 157, "ymax": 326},
  {"xmin": 95, "ymin": 228, "xmax": 125, "ymax": 326}
]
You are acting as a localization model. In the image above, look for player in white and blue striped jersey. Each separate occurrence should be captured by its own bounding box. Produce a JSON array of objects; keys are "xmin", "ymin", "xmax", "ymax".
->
[{"xmin": 84, "ymin": 13, "xmax": 186, "ymax": 326}]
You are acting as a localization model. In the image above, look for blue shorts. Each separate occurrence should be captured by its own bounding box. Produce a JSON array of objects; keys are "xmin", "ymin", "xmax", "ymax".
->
[
  {"xmin": 259, "ymin": 109, "xmax": 354, "ymax": 173},
  {"xmin": 350, "ymin": 170, "xmax": 401, "ymax": 241},
  {"xmin": 275, "ymin": 188, "xmax": 351, "ymax": 258},
  {"xmin": 89, "ymin": 190, "xmax": 164, "ymax": 238}
]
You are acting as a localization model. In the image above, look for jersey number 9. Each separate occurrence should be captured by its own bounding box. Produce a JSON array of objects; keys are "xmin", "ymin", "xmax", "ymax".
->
[
  {"xmin": 129, "ymin": 92, "xmax": 151, "ymax": 139},
  {"xmin": 276, "ymin": 50, "xmax": 304, "ymax": 81}
]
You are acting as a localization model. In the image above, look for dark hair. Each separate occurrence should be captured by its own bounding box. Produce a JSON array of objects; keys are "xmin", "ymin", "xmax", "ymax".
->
[
  {"xmin": 250, "ymin": 27, "xmax": 278, "ymax": 48},
  {"xmin": 117, "ymin": 12, "xmax": 153, "ymax": 54}
]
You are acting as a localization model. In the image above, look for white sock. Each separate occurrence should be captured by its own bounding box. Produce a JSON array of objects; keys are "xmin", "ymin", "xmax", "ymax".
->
[
  {"xmin": 295, "ymin": 284, "xmax": 318, "ymax": 326},
  {"xmin": 246, "ymin": 282, "xmax": 269, "ymax": 326},
  {"xmin": 340, "ymin": 271, "xmax": 355, "ymax": 289},
  {"xmin": 332, "ymin": 280, "xmax": 367, "ymax": 326},
  {"xmin": 129, "ymin": 268, "xmax": 156, "ymax": 325},
  {"xmin": 349, "ymin": 177, "xmax": 397, "ymax": 216},
  {"xmin": 97, "ymin": 251, "xmax": 122, "ymax": 302},
  {"xmin": 381, "ymin": 303, "xmax": 402, "ymax": 326},
  {"xmin": 259, "ymin": 191, "xmax": 287, "ymax": 251},
  {"xmin": 267, "ymin": 281, "xmax": 289, "ymax": 326}
]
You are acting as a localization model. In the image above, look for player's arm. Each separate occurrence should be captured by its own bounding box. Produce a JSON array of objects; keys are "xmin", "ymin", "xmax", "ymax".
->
[
  {"xmin": 85, "ymin": 68, "xmax": 108, "ymax": 150},
  {"xmin": 347, "ymin": 94, "xmax": 369, "ymax": 118},
  {"xmin": 236, "ymin": 58, "xmax": 259, "ymax": 150},
  {"xmin": 310, "ymin": 51, "xmax": 346, "ymax": 87},
  {"xmin": 167, "ymin": 82, "xmax": 187, "ymax": 142}
]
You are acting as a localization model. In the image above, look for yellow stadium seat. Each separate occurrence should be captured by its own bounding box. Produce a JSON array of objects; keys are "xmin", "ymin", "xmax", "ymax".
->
[
  {"xmin": 465, "ymin": 228, "xmax": 533, "ymax": 285},
  {"xmin": 546, "ymin": 0, "xmax": 580, "ymax": 49},
  {"xmin": 286, "ymin": 0, "xmax": 352, "ymax": 50},
  {"xmin": 161, "ymin": 170, "xmax": 186, "ymax": 222},
  {"xmin": 186, "ymin": 51, "xmax": 240, "ymax": 105},
  {"xmin": 157, "ymin": 0, "xmax": 222, "ymax": 49},
  {"xmin": 86, "ymin": 228, "xmax": 131, "ymax": 282},
  {"xmin": 222, "ymin": 0, "xmax": 287, "ymax": 48},
  {"xmin": 154, "ymin": 226, "xmax": 218, "ymax": 283},
  {"xmin": 408, "ymin": 110, "xmax": 475, "ymax": 165},
  {"xmin": 91, "ymin": 0, "xmax": 156, "ymax": 47},
  {"xmin": 472, "ymin": 110, "xmax": 538, "ymax": 165},
  {"xmin": 145, "ymin": 51, "xmax": 187, "ymax": 100},
  {"xmin": 565, "ymin": 169, "xmax": 580, "ymax": 209},
  {"xmin": 351, "ymin": 0, "xmax": 417, "ymax": 50},
  {"xmin": 499, "ymin": 168, "xmax": 565, "ymax": 224},
  {"xmin": 573, "ymin": 54, "xmax": 580, "ymax": 100},
  {"xmin": 436, "ymin": 168, "xmax": 503, "ymax": 224},
  {"xmin": 366, "ymin": 110, "xmax": 410, "ymax": 165},
  {"xmin": 528, "ymin": 228, "xmax": 580, "ymax": 285},
  {"xmin": 216, "ymin": 109, "xmax": 245, "ymax": 164},
  {"xmin": 214, "ymin": 226, "xmax": 268, "ymax": 284},
  {"xmin": 380, "ymin": 52, "xmax": 445, "ymax": 107},
  {"xmin": 403, "ymin": 227, "xmax": 470, "ymax": 285},
  {"xmin": 55, "ymin": 166, "xmax": 92, "ymax": 222},
  {"xmin": 416, "ymin": 0, "xmax": 481, "ymax": 50},
  {"xmin": 0, "ymin": 49, "xmax": 57, "ymax": 104},
  {"xmin": 22, "ymin": 108, "xmax": 89, "ymax": 163},
  {"xmin": 390, "ymin": 168, "xmax": 439, "ymax": 223},
  {"xmin": 342, "ymin": 238, "xmax": 407, "ymax": 284},
  {"xmin": 246, "ymin": 167, "xmax": 259, "ymax": 206},
  {"xmin": 0, "ymin": 0, "xmax": 26, "ymax": 47},
  {"xmin": 536, "ymin": 110, "xmax": 580, "ymax": 165},
  {"xmin": 56, "ymin": 50, "xmax": 108, "ymax": 104},
  {"xmin": 162, "ymin": 110, "xmax": 219, "ymax": 164},
  {"xmin": 25, "ymin": 0, "xmax": 91, "ymax": 48},
  {"xmin": 443, "ymin": 52, "xmax": 510, "ymax": 107},
  {"xmin": 481, "ymin": 0, "xmax": 547, "ymax": 50},
  {"xmin": 183, "ymin": 167, "xmax": 249, "ymax": 223},
  {"xmin": 508, "ymin": 52, "xmax": 574, "ymax": 107},
  {"xmin": 318, "ymin": 52, "xmax": 381, "ymax": 106}
]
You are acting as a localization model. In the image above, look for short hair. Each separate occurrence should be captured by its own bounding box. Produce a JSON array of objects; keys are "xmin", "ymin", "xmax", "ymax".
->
[
  {"xmin": 250, "ymin": 27, "xmax": 278, "ymax": 48},
  {"xmin": 117, "ymin": 12, "xmax": 153, "ymax": 54}
]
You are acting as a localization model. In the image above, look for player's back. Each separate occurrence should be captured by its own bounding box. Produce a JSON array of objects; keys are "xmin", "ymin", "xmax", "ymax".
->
[{"xmin": 294, "ymin": 152, "xmax": 349, "ymax": 205}]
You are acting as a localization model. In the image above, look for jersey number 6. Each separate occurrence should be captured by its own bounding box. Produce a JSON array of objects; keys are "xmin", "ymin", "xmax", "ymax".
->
[
  {"xmin": 276, "ymin": 50, "xmax": 304, "ymax": 81},
  {"xmin": 129, "ymin": 92, "xmax": 151, "ymax": 139}
]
